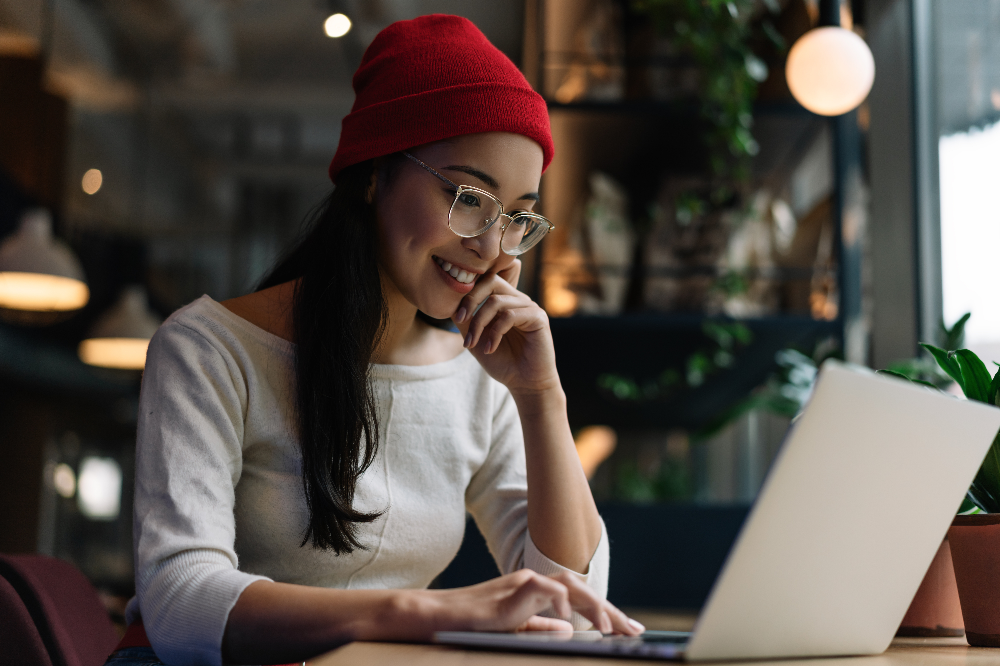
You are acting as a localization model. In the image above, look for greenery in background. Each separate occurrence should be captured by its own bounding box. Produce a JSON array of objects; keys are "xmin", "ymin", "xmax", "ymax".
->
[
  {"xmin": 597, "ymin": 320, "xmax": 753, "ymax": 401},
  {"xmin": 878, "ymin": 313, "xmax": 1000, "ymax": 514},
  {"xmin": 633, "ymin": 0, "xmax": 785, "ymax": 205},
  {"xmin": 883, "ymin": 313, "xmax": 970, "ymax": 389},
  {"xmin": 613, "ymin": 456, "xmax": 692, "ymax": 503},
  {"xmin": 693, "ymin": 339, "xmax": 840, "ymax": 441}
]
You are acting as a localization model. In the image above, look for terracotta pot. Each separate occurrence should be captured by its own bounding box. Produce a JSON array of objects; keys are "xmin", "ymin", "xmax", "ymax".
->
[
  {"xmin": 896, "ymin": 538, "xmax": 964, "ymax": 637},
  {"xmin": 949, "ymin": 514, "xmax": 1000, "ymax": 646}
]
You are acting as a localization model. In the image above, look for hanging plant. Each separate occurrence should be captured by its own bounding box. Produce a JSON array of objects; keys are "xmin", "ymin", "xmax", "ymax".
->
[{"xmin": 632, "ymin": 0, "xmax": 785, "ymax": 205}]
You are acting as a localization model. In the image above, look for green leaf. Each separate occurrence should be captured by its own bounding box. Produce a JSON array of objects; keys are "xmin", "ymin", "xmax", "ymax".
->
[
  {"xmin": 991, "ymin": 365, "xmax": 1000, "ymax": 407},
  {"xmin": 954, "ymin": 349, "xmax": 992, "ymax": 403},
  {"xmin": 942, "ymin": 312, "xmax": 971, "ymax": 351},
  {"xmin": 876, "ymin": 369, "xmax": 912, "ymax": 382},
  {"xmin": 970, "ymin": 428, "xmax": 1000, "ymax": 513},
  {"xmin": 958, "ymin": 494, "xmax": 983, "ymax": 515},
  {"xmin": 910, "ymin": 378, "xmax": 943, "ymax": 390},
  {"xmin": 920, "ymin": 343, "xmax": 964, "ymax": 391}
]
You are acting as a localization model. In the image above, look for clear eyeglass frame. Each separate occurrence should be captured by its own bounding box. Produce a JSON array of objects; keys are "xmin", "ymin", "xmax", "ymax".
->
[{"xmin": 401, "ymin": 151, "xmax": 554, "ymax": 256}]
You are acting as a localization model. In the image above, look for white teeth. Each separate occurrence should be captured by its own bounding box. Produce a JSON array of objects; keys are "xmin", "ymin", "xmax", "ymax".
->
[{"xmin": 436, "ymin": 257, "xmax": 477, "ymax": 283}]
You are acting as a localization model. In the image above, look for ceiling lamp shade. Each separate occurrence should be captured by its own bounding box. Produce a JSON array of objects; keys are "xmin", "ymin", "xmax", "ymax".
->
[
  {"xmin": 785, "ymin": 26, "xmax": 875, "ymax": 116},
  {"xmin": 78, "ymin": 285, "xmax": 162, "ymax": 370},
  {"xmin": 0, "ymin": 209, "xmax": 89, "ymax": 313}
]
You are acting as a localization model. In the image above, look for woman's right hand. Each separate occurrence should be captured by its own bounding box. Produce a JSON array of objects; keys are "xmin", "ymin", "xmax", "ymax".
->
[{"xmin": 412, "ymin": 569, "xmax": 644, "ymax": 636}]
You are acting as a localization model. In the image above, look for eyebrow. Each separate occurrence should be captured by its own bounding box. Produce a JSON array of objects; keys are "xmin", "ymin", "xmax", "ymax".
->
[{"xmin": 442, "ymin": 165, "xmax": 541, "ymax": 203}]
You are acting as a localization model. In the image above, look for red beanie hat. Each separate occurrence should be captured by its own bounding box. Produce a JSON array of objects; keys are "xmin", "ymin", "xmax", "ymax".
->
[{"xmin": 328, "ymin": 14, "xmax": 554, "ymax": 181}]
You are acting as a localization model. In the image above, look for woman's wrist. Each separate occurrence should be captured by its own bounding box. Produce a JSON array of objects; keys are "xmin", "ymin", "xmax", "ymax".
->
[{"xmin": 510, "ymin": 384, "xmax": 567, "ymax": 419}]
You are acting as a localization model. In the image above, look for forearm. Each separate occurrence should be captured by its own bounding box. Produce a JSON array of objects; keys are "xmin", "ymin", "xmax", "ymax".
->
[
  {"xmin": 513, "ymin": 387, "xmax": 603, "ymax": 574},
  {"xmin": 222, "ymin": 580, "xmax": 427, "ymax": 664}
]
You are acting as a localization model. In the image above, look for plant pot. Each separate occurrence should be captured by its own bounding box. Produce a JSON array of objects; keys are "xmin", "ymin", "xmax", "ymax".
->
[
  {"xmin": 896, "ymin": 538, "xmax": 964, "ymax": 637},
  {"xmin": 949, "ymin": 514, "xmax": 1000, "ymax": 646}
]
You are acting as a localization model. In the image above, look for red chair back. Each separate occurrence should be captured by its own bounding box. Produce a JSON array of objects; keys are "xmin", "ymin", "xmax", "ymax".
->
[
  {"xmin": 0, "ymin": 574, "xmax": 54, "ymax": 666},
  {"xmin": 0, "ymin": 554, "xmax": 119, "ymax": 666}
]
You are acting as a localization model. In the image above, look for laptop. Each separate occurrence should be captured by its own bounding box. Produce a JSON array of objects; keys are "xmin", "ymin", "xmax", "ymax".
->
[{"xmin": 436, "ymin": 360, "xmax": 1000, "ymax": 660}]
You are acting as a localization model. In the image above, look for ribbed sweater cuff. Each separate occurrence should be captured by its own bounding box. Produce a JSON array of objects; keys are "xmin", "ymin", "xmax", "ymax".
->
[
  {"xmin": 523, "ymin": 519, "xmax": 610, "ymax": 630},
  {"xmin": 137, "ymin": 549, "xmax": 271, "ymax": 666}
]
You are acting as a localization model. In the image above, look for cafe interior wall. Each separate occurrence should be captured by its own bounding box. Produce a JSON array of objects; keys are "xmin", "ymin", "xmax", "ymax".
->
[{"xmin": 0, "ymin": 0, "xmax": 890, "ymax": 611}]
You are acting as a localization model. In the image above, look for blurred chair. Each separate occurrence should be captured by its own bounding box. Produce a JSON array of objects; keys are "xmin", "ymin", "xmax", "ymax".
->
[
  {"xmin": 0, "ymin": 554, "xmax": 119, "ymax": 666},
  {"xmin": 0, "ymin": 574, "xmax": 54, "ymax": 666}
]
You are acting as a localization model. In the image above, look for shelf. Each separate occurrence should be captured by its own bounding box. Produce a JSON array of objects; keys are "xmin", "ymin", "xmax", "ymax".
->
[{"xmin": 550, "ymin": 314, "xmax": 838, "ymax": 431}]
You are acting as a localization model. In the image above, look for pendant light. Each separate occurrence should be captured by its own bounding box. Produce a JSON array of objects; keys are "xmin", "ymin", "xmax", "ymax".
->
[
  {"xmin": 786, "ymin": 0, "xmax": 874, "ymax": 118},
  {"xmin": 78, "ymin": 285, "xmax": 161, "ymax": 370},
  {"xmin": 0, "ymin": 208, "xmax": 90, "ymax": 315}
]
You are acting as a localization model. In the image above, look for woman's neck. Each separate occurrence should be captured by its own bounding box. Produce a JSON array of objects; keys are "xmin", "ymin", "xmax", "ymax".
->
[
  {"xmin": 373, "ymin": 275, "xmax": 463, "ymax": 366},
  {"xmin": 221, "ymin": 277, "xmax": 463, "ymax": 366}
]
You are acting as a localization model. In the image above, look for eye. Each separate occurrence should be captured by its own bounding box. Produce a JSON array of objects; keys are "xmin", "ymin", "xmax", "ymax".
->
[{"xmin": 457, "ymin": 192, "xmax": 482, "ymax": 208}]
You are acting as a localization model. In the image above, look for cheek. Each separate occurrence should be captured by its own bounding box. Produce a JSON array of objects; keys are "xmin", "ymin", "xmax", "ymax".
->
[{"xmin": 376, "ymin": 194, "xmax": 451, "ymax": 269}]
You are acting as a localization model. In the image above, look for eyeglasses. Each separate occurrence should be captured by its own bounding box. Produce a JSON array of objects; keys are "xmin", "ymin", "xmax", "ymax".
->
[{"xmin": 401, "ymin": 152, "xmax": 554, "ymax": 256}]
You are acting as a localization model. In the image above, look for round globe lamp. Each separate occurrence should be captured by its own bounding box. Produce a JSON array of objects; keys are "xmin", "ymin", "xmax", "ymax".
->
[
  {"xmin": 79, "ymin": 285, "xmax": 162, "ymax": 370},
  {"xmin": 785, "ymin": 27, "xmax": 875, "ymax": 116},
  {"xmin": 0, "ymin": 209, "xmax": 89, "ymax": 322}
]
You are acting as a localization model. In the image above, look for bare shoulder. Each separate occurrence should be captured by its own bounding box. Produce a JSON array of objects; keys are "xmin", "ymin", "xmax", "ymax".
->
[{"xmin": 220, "ymin": 281, "xmax": 296, "ymax": 342}]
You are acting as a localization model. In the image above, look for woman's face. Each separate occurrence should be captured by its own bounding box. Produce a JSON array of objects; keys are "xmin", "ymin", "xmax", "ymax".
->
[{"xmin": 374, "ymin": 132, "xmax": 544, "ymax": 319}]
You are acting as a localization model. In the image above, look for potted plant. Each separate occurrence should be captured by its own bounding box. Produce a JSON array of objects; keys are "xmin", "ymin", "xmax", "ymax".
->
[{"xmin": 893, "ymin": 338, "xmax": 1000, "ymax": 646}]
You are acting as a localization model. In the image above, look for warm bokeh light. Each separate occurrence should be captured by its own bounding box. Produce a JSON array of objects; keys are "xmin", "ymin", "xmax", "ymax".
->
[
  {"xmin": 53, "ymin": 463, "xmax": 76, "ymax": 498},
  {"xmin": 575, "ymin": 425, "xmax": 618, "ymax": 480},
  {"xmin": 78, "ymin": 337, "xmax": 151, "ymax": 370},
  {"xmin": 324, "ymin": 13, "xmax": 351, "ymax": 38},
  {"xmin": 81, "ymin": 168, "xmax": 103, "ymax": 195},
  {"xmin": 77, "ymin": 456, "xmax": 122, "ymax": 520},
  {"xmin": 0, "ymin": 271, "xmax": 90, "ymax": 311},
  {"xmin": 786, "ymin": 27, "xmax": 875, "ymax": 116}
]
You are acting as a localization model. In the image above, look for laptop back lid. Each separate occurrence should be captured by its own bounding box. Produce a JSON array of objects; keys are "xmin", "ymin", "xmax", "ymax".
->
[{"xmin": 686, "ymin": 360, "xmax": 1000, "ymax": 661}]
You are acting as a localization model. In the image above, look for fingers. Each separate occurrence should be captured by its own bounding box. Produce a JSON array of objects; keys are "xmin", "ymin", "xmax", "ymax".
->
[
  {"xmin": 453, "ymin": 273, "xmax": 523, "ymax": 327},
  {"xmin": 451, "ymin": 571, "xmax": 642, "ymax": 636},
  {"xmin": 463, "ymin": 296, "xmax": 548, "ymax": 354},
  {"xmin": 518, "ymin": 616, "xmax": 574, "ymax": 633},
  {"xmin": 499, "ymin": 571, "xmax": 573, "ymax": 621},
  {"xmin": 548, "ymin": 572, "xmax": 642, "ymax": 636}
]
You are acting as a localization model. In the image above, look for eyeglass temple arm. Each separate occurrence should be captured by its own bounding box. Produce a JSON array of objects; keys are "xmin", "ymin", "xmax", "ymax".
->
[{"xmin": 402, "ymin": 152, "xmax": 460, "ymax": 190}]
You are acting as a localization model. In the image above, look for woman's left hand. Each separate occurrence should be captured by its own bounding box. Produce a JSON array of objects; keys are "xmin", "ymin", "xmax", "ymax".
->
[{"xmin": 452, "ymin": 259, "xmax": 558, "ymax": 395}]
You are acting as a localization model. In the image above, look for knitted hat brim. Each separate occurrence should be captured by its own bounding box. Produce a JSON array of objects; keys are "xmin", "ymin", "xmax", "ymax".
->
[{"xmin": 328, "ymin": 82, "xmax": 553, "ymax": 181}]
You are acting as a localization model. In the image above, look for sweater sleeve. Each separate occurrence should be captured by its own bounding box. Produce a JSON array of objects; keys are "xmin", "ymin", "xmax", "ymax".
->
[
  {"xmin": 464, "ymin": 382, "xmax": 610, "ymax": 629},
  {"xmin": 130, "ymin": 320, "xmax": 271, "ymax": 666}
]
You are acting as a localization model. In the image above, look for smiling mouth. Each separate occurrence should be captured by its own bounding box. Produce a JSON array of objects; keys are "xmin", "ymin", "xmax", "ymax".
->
[{"xmin": 434, "ymin": 256, "xmax": 480, "ymax": 284}]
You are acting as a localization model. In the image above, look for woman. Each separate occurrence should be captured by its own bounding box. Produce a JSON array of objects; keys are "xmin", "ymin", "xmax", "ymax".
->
[{"xmin": 108, "ymin": 14, "xmax": 642, "ymax": 666}]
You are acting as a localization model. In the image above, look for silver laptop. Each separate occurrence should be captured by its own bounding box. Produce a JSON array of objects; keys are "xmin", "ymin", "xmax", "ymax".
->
[{"xmin": 436, "ymin": 360, "xmax": 1000, "ymax": 660}]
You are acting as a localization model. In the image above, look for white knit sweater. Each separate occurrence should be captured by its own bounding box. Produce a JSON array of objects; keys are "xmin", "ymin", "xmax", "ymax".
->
[{"xmin": 124, "ymin": 296, "xmax": 609, "ymax": 665}]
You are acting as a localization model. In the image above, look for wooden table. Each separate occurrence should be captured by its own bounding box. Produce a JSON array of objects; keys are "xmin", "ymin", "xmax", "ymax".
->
[{"xmin": 309, "ymin": 612, "xmax": 996, "ymax": 666}]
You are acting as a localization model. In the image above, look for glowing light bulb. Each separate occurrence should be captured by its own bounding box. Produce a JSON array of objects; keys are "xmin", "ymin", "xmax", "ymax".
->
[
  {"xmin": 78, "ymin": 286, "xmax": 161, "ymax": 370},
  {"xmin": 82, "ymin": 168, "xmax": 103, "ymax": 195},
  {"xmin": 785, "ymin": 27, "xmax": 875, "ymax": 116},
  {"xmin": 77, "ymin": 457, "xmax": 122, "ymax": 520},
  {"xmin": 324, "ymin": 13, "xmax": 351, "ymax": 38}
]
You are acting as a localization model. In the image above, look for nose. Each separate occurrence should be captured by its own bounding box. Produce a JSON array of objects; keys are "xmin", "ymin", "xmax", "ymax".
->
[{"xmin": 461, "ymin": 218, "xmax": 505, "ymax": 261}]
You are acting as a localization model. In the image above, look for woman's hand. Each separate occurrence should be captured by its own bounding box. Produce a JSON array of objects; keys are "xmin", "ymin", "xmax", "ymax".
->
[
  {"xmin": 417, "ymin": 570, "xmax": 643, "ymax": 636},
  {"xmin": 452, "ymin": 259, "xmax": 558, "ymax": 395}
]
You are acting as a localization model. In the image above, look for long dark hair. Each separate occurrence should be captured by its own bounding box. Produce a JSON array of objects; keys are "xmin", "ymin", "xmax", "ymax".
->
[{"xmin": 257, "ymin": 159, "xmax": 388, "ymax": 554}]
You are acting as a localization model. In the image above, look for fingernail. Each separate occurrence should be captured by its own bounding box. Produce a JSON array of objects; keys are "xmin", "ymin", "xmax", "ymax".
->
[
  {"xmin": 455, "ymin": 307, "xmax": 467, "ymax": 323},
  {"xmin": 628, "ymin": 618, "xmax": 646, "ymax": 633},
  {"xmin": 464, "ymin": 333, "xmax": 473, "ymax": 348}
]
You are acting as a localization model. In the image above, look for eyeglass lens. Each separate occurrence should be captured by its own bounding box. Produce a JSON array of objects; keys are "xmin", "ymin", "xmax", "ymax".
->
[{"xmin": 449, "ymin": 189, "xmax": 549, "ymax": 255}]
